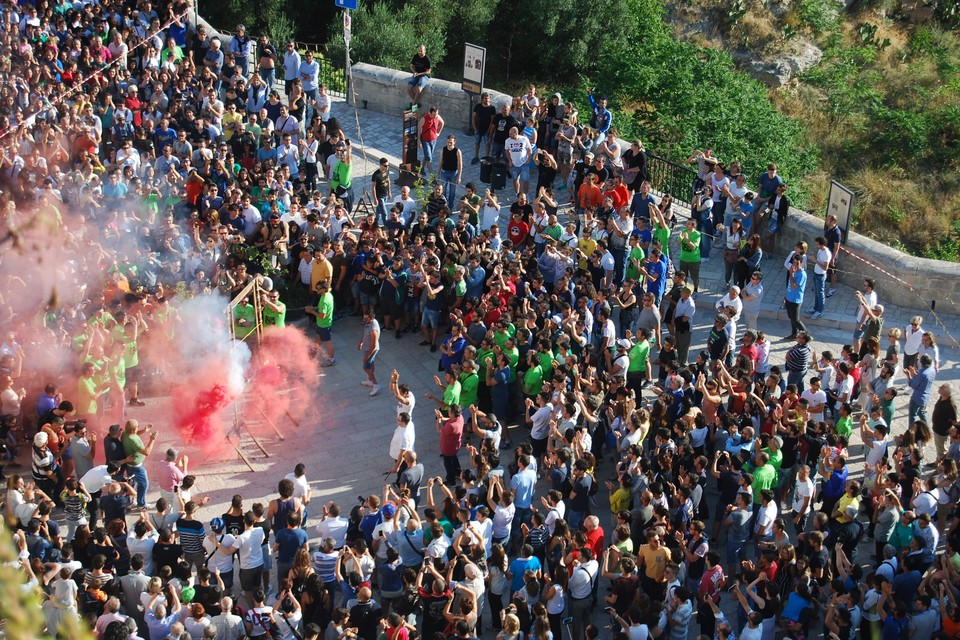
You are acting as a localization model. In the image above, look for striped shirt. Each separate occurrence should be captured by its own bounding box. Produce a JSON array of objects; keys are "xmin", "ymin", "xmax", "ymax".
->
[
  {"xmin": 312, "ymin": 549, "xmax": 338, "ymax": 583},
  {"xmin": 177, "ymin": 517, "xmax": 206, "ymax": 555}
]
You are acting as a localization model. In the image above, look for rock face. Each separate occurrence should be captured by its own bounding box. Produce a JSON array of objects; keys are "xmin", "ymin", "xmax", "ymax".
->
[{"xmin": 742, "ymin": 39, "xmax": 823, "ymax": 86}]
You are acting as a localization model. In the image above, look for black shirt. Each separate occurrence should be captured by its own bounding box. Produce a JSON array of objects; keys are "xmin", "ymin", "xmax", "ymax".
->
[
  {"xmin": 152, "ymin": 541, "xmax": 184, "ymax": 575},
  {"xmin": 410, "ymin": 53, "xmax": 431, "ymax": 75},
  {"xmin": 371, "ymin": 168, "xmax": 391, "ymax": 199},
  {"xmin": 222, "ymin": 512, "xmax": 245, "ymax": 537},
  {"xmin": 492, "ymin": 114, "xmax": 519, "ymax": 144},
  {"xmin": 473, "ymin": 103, "xmax": 496, "ymax": 133}
]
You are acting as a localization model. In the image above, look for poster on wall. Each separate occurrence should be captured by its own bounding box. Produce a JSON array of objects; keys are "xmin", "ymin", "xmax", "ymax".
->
[
  {"xmin": 827, "ymin": 180, "xmax": 854, "ymax": 242},
  {"xmin": 462, "ymin": 44, "xmax": 486, "ymax": 95}
]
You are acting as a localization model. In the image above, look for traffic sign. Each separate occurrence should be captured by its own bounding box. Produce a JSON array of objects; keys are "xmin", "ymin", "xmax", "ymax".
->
[
  {"xmin": 343, "ymin": 11, "xmax": 351, "ymax": 45},
  {"xmin": 335, "ymin": 0, "xmax": 358, "ymax": 9}
]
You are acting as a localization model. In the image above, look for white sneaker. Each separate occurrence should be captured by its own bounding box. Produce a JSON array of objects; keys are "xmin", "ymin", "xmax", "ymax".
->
[
  {"xmin": 360, "ymin": 380, "xmax": 374, "ymax": 387},
  {"xmin": 369, "ymin": 384, "xmax": 381, "ymax": 396},
  {"xmin": 811, "ymin": 311, "xmax": 823, "ymax": 319}
]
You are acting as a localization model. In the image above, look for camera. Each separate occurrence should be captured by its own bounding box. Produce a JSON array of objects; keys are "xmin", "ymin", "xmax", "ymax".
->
[{"xmin": 694, "ymin": 189, "xmax": 705, "ymax": 196}]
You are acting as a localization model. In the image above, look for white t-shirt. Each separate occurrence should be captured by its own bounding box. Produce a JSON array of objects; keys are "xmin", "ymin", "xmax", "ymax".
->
[
  {"xmin": 80, "ymin": 465, "xmax": 114, "ymax": 494},
  {"xmin": 203, "ymin": 532, "xmax": 237, "ymax": 575},
  {"xmin": 544, "ymin": 502, "xmax": 566, "ymax": 534},
  {"xmin": 792, "ymin": 477, "xmax": 816, "ymax": 515},
  {"xmin": 800, "ymin": 389, "xmax": 827, "ymax": 423},
  {"xmin": 480, "ymin": 202, "xmax": 500, "ymax": 232},
  {"xmin": 389, "ymin": 424, "xmax": 415, "ymax": 460},
  {"xmin": 284, "ymin": 473, "xmax": 310, "ymax": 502},
  {"xmin": 755, "ymin": 501, "xmax": 778, "ymax": 535},
  {"xmin": 912, "ymin": 491, "xmax": 939, "ymax": 517},
  {"xmin": 372, "ymin": 521, "xmax": 398, "ymax": 559},
  {"xmin": 127, "ymin": 532, "xmax": 159, "ymax": 576},
  {"xmin": 396, "ymin": 393, "xmax": 415, "ymax": 417},
  {"xmin": 505, "ymin": 136, "xmax": 532, "ymax": 167},
  {"xmin": 814, "ymin": 247, "xmax": 832, "ymax": 275},
  {"xmin": 865, "ymin": 427, "xmax": 889, "ymax": 467},
  {"xmin": 232, "ymin": 528, "xmax": 266, "ymax": 569},
  {"xmin": 857, "ymin": 290, "xmax": 878, "ymax": 322},
  {"xmin": 492, "ymin": 503, "xmax": 515, "ymax": 539},
  {"xmin": 426, "ymin": 533, "xmax": 451, "ymax": 559}
]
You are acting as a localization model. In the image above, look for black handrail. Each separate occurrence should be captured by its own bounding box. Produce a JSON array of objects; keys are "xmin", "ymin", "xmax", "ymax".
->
[{"xmin": 646, "ymin": 152, "xmax": 698, "ymax": 209}]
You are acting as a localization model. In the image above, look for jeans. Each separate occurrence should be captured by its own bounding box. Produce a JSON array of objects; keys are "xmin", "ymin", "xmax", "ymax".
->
[
  {"xmin": 259, "ymin": 67, "xmax": 275, "ymax": 90},
  {"xmin": 611, "ymin": 247, "xmax": 626, "ymax": 285},
  {"xmin": 698, "ymin": 214, "xmax": 713, "ymax": 259},
  {"xmin": 375, "ymin": 197, "xmax": 389, "ymax": 226},
  {"xmin": 909, "ymin": 398, "xmax": 928, "ymax": 426},
  {"xmin": 442, "ymin": 454, "xmax": 461, "ymax": 484},
  {"xmin": 421, "ymin": 138, "xmax": 437, "ymax": 167},
  {"xmin": 813, "ymin": 272, "xmax": 826, "ymax": 313},
  {"xmin": 439, "ymin": 169, "xmax": 458, "ymax": 205},
  {"xmin": 787, "ymin": 369, "xmax": 807, "ymax": 394},
  {"xmin": 567, "ymin": 510, "xmax": 586, "ymax": 532},
  {"xmin": 785, "ymin": 300, "xmax": 807, "ymax": 336},
  {"xmin": 128, "ymin": 464, "xmax": 148, "ymax": 508},
  {"xmin": 569, "ymin": 596, "xmax": 592, "ymax": 640}
]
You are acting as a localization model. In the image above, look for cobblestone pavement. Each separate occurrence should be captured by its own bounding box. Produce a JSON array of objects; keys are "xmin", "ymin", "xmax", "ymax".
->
[{"xmin": 43, "ymin": 97, "xmax": 960, "ymax": 637}]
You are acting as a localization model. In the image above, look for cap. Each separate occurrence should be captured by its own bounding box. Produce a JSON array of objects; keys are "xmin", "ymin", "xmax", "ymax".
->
[
  {"xmin": 181, "ymin": 586, "xmax": 195, "ymax": 603},
  {"xmin": 617, "ymin": 338, "xmax": 631, "ymax": 349},
  {"xmin": 382, "ymin": 503, "xmax": 397, "ymax": 517},
  {"xmin": 550, "ymin": 315, "xmax": 562, "ymax": 325},
  {"xmin": 34, "ymin": 432, "xmax": 48, "ymax": 447},
  {"xmin": 210, "ymin": 517, "xmax": 225, "ymax": 532}
]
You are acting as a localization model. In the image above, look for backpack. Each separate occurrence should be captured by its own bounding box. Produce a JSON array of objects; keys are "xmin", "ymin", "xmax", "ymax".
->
[{"xmin": 588, "ymin": 473, "xmax": 599, "ymax": 497}]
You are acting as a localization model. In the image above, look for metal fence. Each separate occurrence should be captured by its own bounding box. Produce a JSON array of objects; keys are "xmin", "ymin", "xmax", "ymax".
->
[{"xmin": 647, "ymin": 152, "xmax": 698, "ymax": 209}]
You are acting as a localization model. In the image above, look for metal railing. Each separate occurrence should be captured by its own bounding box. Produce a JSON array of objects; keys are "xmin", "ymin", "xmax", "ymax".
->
[{"xmin": 647, "ymin": 152, "xmax": 698, "ymax": 208}]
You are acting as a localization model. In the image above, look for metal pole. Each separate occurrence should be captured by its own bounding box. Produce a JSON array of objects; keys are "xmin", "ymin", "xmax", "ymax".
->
[{"xmin": 344, "ymin": 9, "xmax": 351, "ymax": 104}]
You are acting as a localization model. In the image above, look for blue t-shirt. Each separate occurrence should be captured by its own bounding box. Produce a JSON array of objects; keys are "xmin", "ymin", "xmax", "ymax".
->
[
  {"xmin": 645, "ymin": 259, "xmax": 667, "ymax": 296},
  {"xmin": 508, "ymin": 555, "xmax": 542, "ymax": 592},
  {"xmin": 275, "ymin": 527, "xmax": 308, "ymax": 564},
  {"xmin": 785, "ymin": 268, "xmax": 807, "ymax": 304},
  {"xmin": 510, "ymin": 469, "xmax": 537, "ymax": 509}
]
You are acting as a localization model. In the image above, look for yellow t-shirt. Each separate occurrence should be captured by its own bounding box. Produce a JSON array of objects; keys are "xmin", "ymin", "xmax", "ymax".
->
[{"xmin": 638, "ymin": 544, "xmax": 671, "ymax": 581}]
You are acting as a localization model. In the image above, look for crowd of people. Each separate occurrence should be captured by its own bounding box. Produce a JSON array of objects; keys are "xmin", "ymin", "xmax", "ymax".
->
[{"xmin": 0, "ymin": 4, "xmax": 958, "ymax": 640}]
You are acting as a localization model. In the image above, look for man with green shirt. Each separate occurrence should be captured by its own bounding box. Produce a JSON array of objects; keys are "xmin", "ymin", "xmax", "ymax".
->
[
  {"xmin": 426, "ymin": 370, "xmax": 462, "ymax": 410},
  {"xmin": 750, "ymin": 450, "xmax": 777, "ymax": 506},
  {"xmin": 233, "ymin": 297, "xmax": 257, "ymax": 340},
  {"xmin": 306, "ymin": 280, "xmax": 335, "ymax": 366},
  {"xmin": 625, "ymin": 234, "xmax": 646, "ymax": 282},
  {"xmin": 626, "ymin": 329, "xmax": 652, "ymax": 395},
  {"xmin": 261, "ymin": 288, "xmax": 287, "ymax": 328},
  {"xmin": 678, "ymin": 218, "xmax": 702, "ymax": 291},
  {"xmin": 523, "ymin": 352, "xmax": 545, "ymax": 398},
  {"xmin": 122, "ymin": 419, "xmax": 158, "ymax": 508},
  {"xmin": 458, "ymin": 360, "xmax": 479, "ymax": 423}
]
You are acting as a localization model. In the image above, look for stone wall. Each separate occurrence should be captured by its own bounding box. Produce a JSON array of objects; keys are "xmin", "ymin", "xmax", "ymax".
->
[
  {"xmin": 349, "ymin": 62, "xmax": 511, "ymax": 132},
  {"xmin": 777, "ymin": 208, "xmax": 960, "ymax": 313}
]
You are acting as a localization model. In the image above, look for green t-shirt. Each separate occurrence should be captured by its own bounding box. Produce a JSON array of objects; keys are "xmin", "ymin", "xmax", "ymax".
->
[
  {"xmin": 523, "ymin": 365, "xmax": 544, "ymax": 396},
  {"xmin": 539, "ymin": 350, "xmax": 555, "ymax": 381},
  {"xmin": 111, "ymin": 357, "xmax": 126, "ymax": 389},
  {"xmin": 263, "ymin": 302, "xmax": 286, "ymax": 328},
  {"xmin": 233, "ymin": 304, "xmax": 257, "ymax": 339},
  {"xmin": 122, "ymin": 432, "xmax": 146, "ymax": 466},
  {"xmin": 459, "ymin": 373, "xmax": 479, "ymax": 408},
  {"xmin": 751, "ymin": 464, "xmax": 777, "ymax": 502},
  {"xmin": 493, "ymin": 325, "xmax": 516, "ymax": 350},
  {"xmin": 315, "ymin": 293, "xmax": 334, "ymax": 329},
  {"xmin": 836, "ymin": 416, "xmax": 853, "ymax": 438},
  {"xmin": 679, "ymin": 228, "xmax": 701, "ymax": 263},
  {"xmin": 625, "ymin": 246, "xmax": 646, "ymax": 281},
  {"xmin": 443, "ymin": 381, "xmax": 462, "ymax": 408},
  {"xmin": 544, "ymin": 224, "xmax": 563, "ymax": 241},
  {"xmin": 653, "ymin": 227, "xmax": 671, "ymax": 256},
  {"xmin": 123, "ymin": 338, "xmax": 139, "ymax": 369},
  {"xmin": 477, "ymin": 347, "xmax": 495, "ymax": 379},
  {"xmin": 505, "ymin": 346, "xmax": 520, "ymax": 383},
  {"xmin": 464, "ymin": 193, "xmax": 482, "ymax": 226},
  {"xmin": 77, "ymin": 375, "xmax": 99, "ymax": 414},
  {"xmin": 627, "ymin": 340, "xmax": 650, "ymax": 373}
]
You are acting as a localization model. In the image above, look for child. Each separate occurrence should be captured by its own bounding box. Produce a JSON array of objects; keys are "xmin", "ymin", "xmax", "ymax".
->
[{"xmin": 60, "ymin": 478, "xmax": 91, "ymax": 541}]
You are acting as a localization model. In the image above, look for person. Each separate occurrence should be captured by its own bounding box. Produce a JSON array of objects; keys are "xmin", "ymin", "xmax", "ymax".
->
[
  {"xmin": 418, "ymin": 107, "xmax": 444, "ymax": 177},
  {"xmin": 407, "ymin": 45, "xmax": 431, "ymax": 104},
  {"xmin": 808, "ymin": 235, "xmax": 831, "ymax": 319},
  {"xmin": 371, "ymin": 158, "xmax": 392, "ymax": 225},
  {"xmin": 122, "ymin": 420, "xmax": 158, "ymax": 509},
  {"xmin": 359, "ymin": 310, "xmax": 381, "ymax": 396},
  {"xmin": 306, "ymin": 280, "xmax": 336, "ymax": 367},
  {"xmin": 438, "ymin": 135, "xmax": 462, "ymax": 206},
  {"xmin": 436, "ymin": 404, "xmax": 464, "ymax": 485},
  {"xmin": 783, "ymin": 255, "xmax": 808, "ymax": 339},
  {"xmin": 219, "ymin": 511, "xmax": 266, "ymax": 609},
  {"xmin": 505, "ymin": 127, "xmax": 533, "ymax": 198},
  {"xmin": 906, "ymin": 354, "xmax": 937, "ymax": 426}
]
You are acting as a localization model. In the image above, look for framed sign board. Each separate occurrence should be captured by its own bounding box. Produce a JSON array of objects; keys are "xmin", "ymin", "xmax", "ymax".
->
[
  {"xmin": 462, "ymin": 44, "xmax": 486, "ymax": 95},
  {"xmin": 827, "ymin": 180, "xmax": 855, "ymax": 243}
]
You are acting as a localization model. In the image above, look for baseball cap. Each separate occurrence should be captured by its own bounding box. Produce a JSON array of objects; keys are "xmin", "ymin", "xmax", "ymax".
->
[
  {"xmin": 617, "ymin": 339, "xmax": 631, "ymax": 349},
  {"xmin": 210, "ymin": 518, "xmax": 225, "ymax": 533},
  {"xmin": 382, "ymin": 503, "xmax": 397, "ymax": 518}
]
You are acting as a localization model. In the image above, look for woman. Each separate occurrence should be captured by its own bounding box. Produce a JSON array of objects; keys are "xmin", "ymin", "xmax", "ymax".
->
[
  {"xmin": 932, "ymin": 383, "xmax": 959, "ymax": 463},
  {"xmin": 693, "ymin": 186, "xmax": 715, "ymax": 259},
  {"xmin": 736, "ymin": 235, "xmax": 763, "ymax": 290},
  {"xmin": 288, "ymin": 547, "xmax": 314, "ymax": 600},
  {"xmin": 534, "ymin": 150, "xmax": 558, "ymax": 193},
  {"xmin": 621, "ymin": 140, "xmax": 648, "ymax": 193},
  {"xmin": 858, "ymin": 337, "xmax": 881, "ymax": 412},
  {"xmin": 184, "ymin": 603, "xmax": 212, "ymax": 640},
  {"xmin": 107, "ymin": 518, "xmax": 132, "ymax": 576},
  {"xmin": 722, "ymin": 218, "xmax": 745, "ymax": 288},
  {"xmin": 443, "ymin": 584, "xmax": 478, "ymax": 636},
  {"xmin": 918, "ymin": 331, "xmax": 940, "ymax": 373},
  {"xmin": 498, "ymin": 612, "xmax": 523, "ymax": 640},
  {"xmin": 487, "ymin": 544, "xmax": 509, "ymax": 630},
  {"xmin": 542, "ymin": 565, "xmax": 566, "ymax": 640},
  {"xmin": 32, "ymin": 431, "xmax": 62, "ymax": 504}
]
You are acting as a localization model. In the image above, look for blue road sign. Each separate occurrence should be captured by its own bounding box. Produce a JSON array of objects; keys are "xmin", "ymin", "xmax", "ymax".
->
[{"xmin": 335, "ymin": 0, "xmax": 358, "ymax": 9}]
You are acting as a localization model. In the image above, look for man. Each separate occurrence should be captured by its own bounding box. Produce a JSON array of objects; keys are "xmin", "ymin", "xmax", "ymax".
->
[
  {"xmin": 282, "ymin": 43, "xmax": 301, "ymax": 96},
  {"xmin": 505, "ymin": 126, "xmax": 533, "ymax": 198},
  {"xmin": 407, "ymin": 44, "xmax": 431, "ymax": 104},
  {"xmin": 359, "ymin": 310, "xmax": 381, "ymax": 396},
  {"xmin": 349, "ymin": 587, "xmax": 383, "ymax": 640},
  {"xmin": 371, "ymin": 158, "xmax": 392, "ymax": 225},
  {"xmin": 673, "ymin": 286, "xmax": 696, "ymax": 365},
  {"xmin": 489, "ymin": 104, "xmax": 519, "ymax": 164},
  {"xmin": 587, "ymin": 87, "xmax": 612, "ymax": 135},
  {"xmin": 436, "ymin": 404, "xmax": 463, "ymax": 485},
  {"xmin": 677, "ymin": 219, "xmax": 701, "ymax": 291},
  {"xmin": 219, "ymin": 511, "xmax": 266, "ymax": 609},
  {"xmin": 389, "ymin": 412, "xmax": 416, "ymax": 471},
  {"xmin": 203, "ymin": 518, "xmax": 237, "ymax": 592},
  {"xmin": 808, "ymin": 236, "xmax": 831, "ymax": 319},
  {"xmin": 784, "ymin": 332, "xmax": 812, "ymax": 393},
  {"xmin": 823, "ymin": 213, "xmax": 842, "ymax": 297},
  {"xmin": 122, "ymin": 419, "xmax": 157, "ymax": 509},
  {"xmin": 819, "ymin": 455, "xmax": 848, "ymax": 518},
  {"xmin": 210, "ymin": 597, "xmax": 245, "ymax": 640},
  {"xmin": 316, "ymin": 503, "xmax": 349, "ymax": 549},
  {"xmin": 245, "ymin": 588, "xmax": 277, "ymax": 639},
  {"xmin": 472, "ymin": 93, "xmax": 496, "ymax": 164},
  {"xmin": 274, "ymin": 512, "xmax": 308, "ymax": 589},
  {"xmin": 118, "ymin": 554, "xmax": 150, "ymax": 631},
  {"xmin": 784, "ymin": 255, "xmax": 808, "ymax": 339},
  {"xmin": 906, "ymin": 354, "xmax": 936, "ymax": 425},
  {"xmin": 157, "ymin": 448, "xmax": 187, "ymax": 507},
  {"xmin": 637, "ymin": 528, "xmax": 672, "ymax": 602},
  {"xmin": 306, "ymin": 280, "xmax": 336, "ymax": 367},
  {"xmin": 177, "ymin": 501, "xmax": 207, "ymax": 574}
]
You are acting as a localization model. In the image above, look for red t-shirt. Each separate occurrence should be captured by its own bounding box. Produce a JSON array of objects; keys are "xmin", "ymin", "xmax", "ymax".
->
[
  {"xmin": 508, "ymin": 219, "xmax": 530, "ymax": 245},
  {"xmin": 585, "ymin": 526, "xmax": 605, "ymax": 558},
  {"xmin": 699, "ymin": 564, "xmax": 725, "ymax": 601},
  {"xmin": 439, "ymin": 417, "xmax": 463, "ymax": 456}
]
